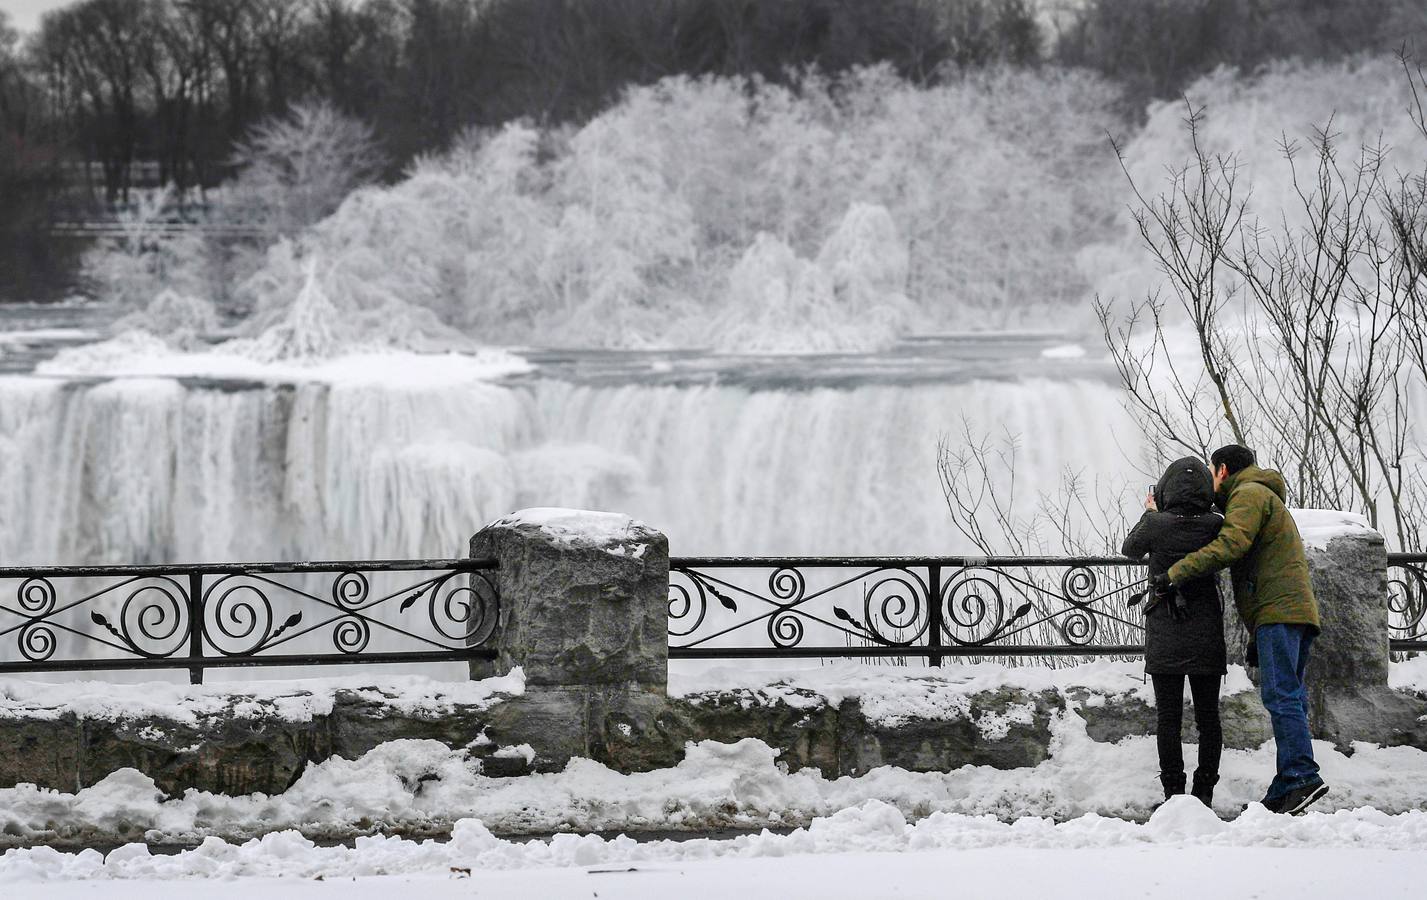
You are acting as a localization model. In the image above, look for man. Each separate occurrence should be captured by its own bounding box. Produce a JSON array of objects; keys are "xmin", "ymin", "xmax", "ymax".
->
[{"xmin": 1160, "ymin": 444, "xmax": 1327, "ymax": 815}]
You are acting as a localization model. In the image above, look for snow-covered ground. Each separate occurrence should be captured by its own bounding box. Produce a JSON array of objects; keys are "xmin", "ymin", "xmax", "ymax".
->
[
  {"xmin": 5, "ymin": 799, "xmax": 1427, "ymax": 896},
  {"xmin": 6, "ymin": 703, "xmax": 1427, "ymax": 849},
  {"xmin": 4, "ymin": 664, "xmax": 1425, "ymax": 895},
  {"xmin": 9, "ymin": 850, "xmax": 1427, "ymax": 899}
]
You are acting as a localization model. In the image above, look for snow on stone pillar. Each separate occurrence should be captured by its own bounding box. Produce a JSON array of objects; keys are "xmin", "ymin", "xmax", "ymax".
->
[
  {"xmin": 1294, "ymin": 511, "xmax": 1426, "ymax": 748},
  {"xmin": 467, "ymin": 509, "xmax": 675, "ymax": 771}
]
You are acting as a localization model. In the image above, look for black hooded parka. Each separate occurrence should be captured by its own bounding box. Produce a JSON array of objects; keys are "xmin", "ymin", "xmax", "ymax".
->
[{"xmin": 1122, "ymin": 457, "xmax": 1228, "ymax": 676}]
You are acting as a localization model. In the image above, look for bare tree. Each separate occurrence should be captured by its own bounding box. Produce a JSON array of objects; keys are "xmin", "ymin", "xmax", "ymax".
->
[
  {"xmin": 1092, "ymin": 57, "xmax": 1427, "ymax": 548},
  {"xmin": 939, "ymin": 55, "xmax": 1427, "ymax": 556}
]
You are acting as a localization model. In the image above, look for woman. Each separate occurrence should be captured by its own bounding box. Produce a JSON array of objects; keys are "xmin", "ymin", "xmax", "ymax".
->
[{"xmin": 1122, "ymin": 456, "xmax": 1227, "ymax": 807}]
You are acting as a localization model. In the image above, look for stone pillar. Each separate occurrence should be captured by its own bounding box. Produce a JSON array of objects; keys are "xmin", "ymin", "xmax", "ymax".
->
[
  {"xmin": 1216, "ymin": 516, "xmax": 1426, "ymax": 750},
  {"xmin": 1220, "ymin": 527, "xmax": 1392, "ymax": 687},
  {"xmin": 1302, "ymin": 527, "xmax": 1427, "ymax": 748},
  {"xmin": 1303, "ymin": 528, "xmax": 1390, "ymax": 695},
  {"xmin": 468, "ymin": 509, "xmax": 677, "ymax": 771}
]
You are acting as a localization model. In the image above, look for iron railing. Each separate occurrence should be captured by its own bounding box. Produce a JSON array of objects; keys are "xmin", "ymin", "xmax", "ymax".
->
[
  {"xmin": 1389, "ymin": 553, "xmax": 1427, "ymax": 653},
  {"xmin": 0, "ymin": 558, "xmax": 499, "ymax": 682},
  {"xmin": 668, "ymin": 556, "xmax": 1148, "ymax": 663}
]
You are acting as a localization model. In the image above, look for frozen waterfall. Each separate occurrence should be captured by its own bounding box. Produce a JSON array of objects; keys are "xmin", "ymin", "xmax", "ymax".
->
[{"xmin": 0, "ymin": 370, "xmax": 1141, "ymax": 565}]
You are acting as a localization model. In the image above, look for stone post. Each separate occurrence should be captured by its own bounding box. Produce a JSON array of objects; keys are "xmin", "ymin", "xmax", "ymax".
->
[
  {"xmin": 1301, "ymin": 525, "xmax": 1427, "ymax": 748},
  {"xmin": 1220, "ymin": 513, "xmax": 1427, "ymax": 749},
  {"xmin": 468, "ymin": 509, "xmax": 677, "ymax": 771}
]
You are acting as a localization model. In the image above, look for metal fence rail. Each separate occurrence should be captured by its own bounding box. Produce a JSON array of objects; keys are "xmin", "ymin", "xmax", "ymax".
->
[
  {"xmin": 668, "ymin": 556, "xmax": 1148, "ymax": 664},
  {"xmin": 0, "ymin": 558, "xmax": 499, "ymax": 682},
  {"xmin": 1389, "ymin": 553, "xmax": 1427, "ymax": 653}
]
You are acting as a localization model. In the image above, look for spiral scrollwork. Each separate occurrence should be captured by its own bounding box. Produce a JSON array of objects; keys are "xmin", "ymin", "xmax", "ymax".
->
[
  {"xmin": 767, "ymin": 609, "xmax": 805, "ymax": 648},
  {"xmin": 18, "ymin": 621, "xmax": 56, "ymax": 661},
  {"xmin": 204, "ymin": 577, "xmax": 276, "ymax": 656},
  {"xmin": 1061, "ymin": 565, "xmax": 1098, "ymax": 607},
  {"xmin": 667, "ymin": 571, "xmax": 708, "ymax": 639},
  {"xmin": 1059, "ymin": 608, "xmax": 1098, "ymax": 646},
  {"xmin": 115, "ymin": 578, "xmax": 189, "ymax": 657},
  {"xmin": 17, "ymin": 577, "xmax": 56, "ymax": 616},
  {"xmin": 333, "ymin": 615, "xmax": 370, "ymax": 654},
  {"xmin": 1388, "ymin": 565, "xmax": 1427, "ymax": 639},
  {"xmin": 860, "ymin": 571, "xmax": 927, "ymax": 645},
  {"xmin": 427, "ymin": 572, "xmax": 499, "ymax": 647},
  {"xmin": 768, "ymin": 567, "xmax": 805, "ymax": 605},
  {"xmin": 332, "ymin": 571, "xmax": 371, "ymax": 610},
  {"xmin": 939, "ymin": 572, "xmax": 1007, "ymax": 646}
]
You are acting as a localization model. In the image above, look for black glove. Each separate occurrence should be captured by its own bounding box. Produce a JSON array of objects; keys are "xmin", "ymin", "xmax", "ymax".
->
[
  {"xmin": 1245, "ymin": 635, "xmax": 1259, "ymax": 668},
  {"xmin": 1148, "ymin": 573, "xmax": 1187, "ymax": 621}
]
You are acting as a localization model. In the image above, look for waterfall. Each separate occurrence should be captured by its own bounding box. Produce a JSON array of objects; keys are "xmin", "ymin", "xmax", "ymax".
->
[{"xmin": 0, "ymin": 372, "xmax": 1141, "ymax": 565}]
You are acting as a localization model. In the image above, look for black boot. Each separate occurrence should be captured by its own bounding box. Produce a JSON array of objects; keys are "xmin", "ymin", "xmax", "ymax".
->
[
  {"xmin": 1160, "ymin": 773, "xmax": 1187, "ymax": 801},
  {"xmin": 1191, "ymin": 773, "xmax": 1217, "ymax": 808}
]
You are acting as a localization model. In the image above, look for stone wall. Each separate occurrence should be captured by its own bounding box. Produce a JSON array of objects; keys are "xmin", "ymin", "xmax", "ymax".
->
[{"xmin": 2, "ymin": 508, "xmax": 1425, "ymax": 795}]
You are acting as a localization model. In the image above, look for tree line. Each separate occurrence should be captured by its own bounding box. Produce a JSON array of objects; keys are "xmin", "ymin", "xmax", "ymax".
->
[
  {"xmin": 2, "ymin": 0, "xmax": 1424, "ymax": 300},
  {"xmin": 3, "ymin": 0, "xmax": 1043, "ymax": 206}
]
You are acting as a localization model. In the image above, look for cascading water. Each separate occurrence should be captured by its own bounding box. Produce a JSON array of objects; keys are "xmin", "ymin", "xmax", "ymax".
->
[{"xmin": 0, "ymin": 355, "xmax": 1141, "ymax": 565}]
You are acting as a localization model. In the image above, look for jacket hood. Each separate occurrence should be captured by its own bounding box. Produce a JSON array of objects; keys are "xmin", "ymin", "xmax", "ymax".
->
[
  {"xmin": 1218, "ymin": 464, "xmax": 1289, "ymax": 508},
  {"xmin": 1155, "ymin": 456, "xmax": 1215, "ymax": 514}
]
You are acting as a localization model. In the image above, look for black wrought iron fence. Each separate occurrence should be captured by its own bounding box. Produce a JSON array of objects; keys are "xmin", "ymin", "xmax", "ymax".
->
[
  {"xmin": 668, "ymin": 556, "xmax": 1148, "ymax": 664},
  {"xmin": 0, "ymin": 559, "xmax": 499, "ymax": 682},
  {"xmin": 1388, "ymin": 553, "xmax": 1427, "ymax": 653}
]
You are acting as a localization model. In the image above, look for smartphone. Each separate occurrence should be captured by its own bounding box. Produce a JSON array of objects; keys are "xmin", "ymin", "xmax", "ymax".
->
[{"xmin": 1146, "ymin": 484, "xmax": 1155, "ymax": 496}]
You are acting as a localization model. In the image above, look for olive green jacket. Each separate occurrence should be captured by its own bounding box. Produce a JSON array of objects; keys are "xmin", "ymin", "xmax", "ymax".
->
[{"xmin": 1166, "ymin": 465, "xmax": 1321, "ymax": 633}]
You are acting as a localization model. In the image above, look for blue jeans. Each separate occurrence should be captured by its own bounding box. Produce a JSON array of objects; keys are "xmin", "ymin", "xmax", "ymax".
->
[{"xmin": 1256, "ymin": 623, "xmax": 1321, "ymax": 800}]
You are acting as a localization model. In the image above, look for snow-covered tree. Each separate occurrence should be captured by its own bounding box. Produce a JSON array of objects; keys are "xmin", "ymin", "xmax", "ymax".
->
[{"xmin": 229, "ymin": 101, "xmax": 385, "ymax": 238}]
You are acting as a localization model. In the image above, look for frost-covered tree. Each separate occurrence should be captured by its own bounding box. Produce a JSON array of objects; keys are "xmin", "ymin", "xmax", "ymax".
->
[
  {"xmin": 222, "ymin": 65, "xmax": 1128, "ymax": 349},
  {"xmin": 229, "ymin": 101, "xmax": 385, "ymax": 238}
]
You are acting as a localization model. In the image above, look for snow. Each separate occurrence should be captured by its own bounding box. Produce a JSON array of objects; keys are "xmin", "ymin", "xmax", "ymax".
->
[
  {"xmin": 0, "ymin": 329, "xmax": 103, "ymax": 344},
  {"xmin": 35, "ymin": 331, "xmax": 532, "ymax": 387},
  {"xmin": 1390, "ymin": 655, "xmax": 1427, "ymax": 693},
  {"xmin": 491, "ymin": 744, "xmax": 536, "ymax": 764},
  {"xmin": 669, "ymin": 659, "xmax": 1257, "ymax": 721},
  {"xmin": 491, "ymin": 508, "xmax": 651, "ymax": 548},
  {"xmin": 0, "ymin": 670, "xmax": 525, "ymax": 725},
  {"xmin": 2, "ymin": 665, "xmax": 1425, "ymax": 896},
  {"xmin": 1040, "ymin": 342, "xmax": 1086, "ymax": 359},
  {"xmin": 4, "ymin": 797, "xmax": 1427, "ymax": 893},
  {"xmin": 1290, "ymin": 508, "xmax": 1379, "ymax": 550},
  {"xmin": 5, "ymin": 848, "xmax": 1427, "ymax": 900},
  {"xmin": 6, "ymin": 709, "xmax": 1427, "ymax": 851}
]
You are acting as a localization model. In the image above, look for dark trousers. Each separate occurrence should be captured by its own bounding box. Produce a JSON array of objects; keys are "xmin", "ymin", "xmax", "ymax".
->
[
  {"xmin": 1256, "ymin": 623, "xmax": 1321, "ymax": 801},
  {"xmin": 1150, "ymin": 673, "xmax": 1223, "ymax": 793}
]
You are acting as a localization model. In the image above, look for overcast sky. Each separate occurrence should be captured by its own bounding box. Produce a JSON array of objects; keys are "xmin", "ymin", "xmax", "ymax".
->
[{"xmin": 4, "ymin": 0, "xmax": 69, "ymax": 34}]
